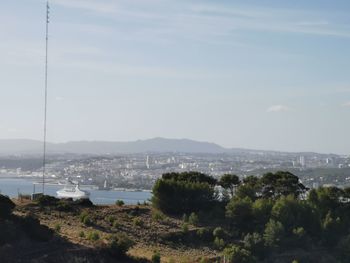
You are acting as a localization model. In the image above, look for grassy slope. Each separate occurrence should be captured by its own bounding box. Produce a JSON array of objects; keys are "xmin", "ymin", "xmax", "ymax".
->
[{"xmin": 14, "ymin": 200, "xmax": 218, "ymax": 263}]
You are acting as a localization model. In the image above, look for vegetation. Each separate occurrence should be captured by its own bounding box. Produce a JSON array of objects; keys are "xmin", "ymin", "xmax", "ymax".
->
[
  {"xmin": 151, "ymin": 171, "xmax": 350, "ymax": 262},
  {"xmin": 116, "ymin": 200, "xmax": 125, "ymax": 206},
  {"xmin": 3, "ymin": 170, "xmax": 350, "ymax": 262}
]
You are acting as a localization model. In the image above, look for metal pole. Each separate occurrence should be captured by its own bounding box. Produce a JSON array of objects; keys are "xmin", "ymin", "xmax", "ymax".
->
[{"xmin": 42, "ymin": 1, "xmax": 50, "ymax": 194}]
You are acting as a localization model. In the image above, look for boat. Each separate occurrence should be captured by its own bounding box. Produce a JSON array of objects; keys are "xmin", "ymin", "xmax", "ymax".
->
[{"xmin": 57, "ymin": 181, "xmax": 90, "ymax": 199}]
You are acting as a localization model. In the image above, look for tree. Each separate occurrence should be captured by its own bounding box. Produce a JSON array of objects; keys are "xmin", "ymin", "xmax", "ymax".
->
[
  {"xmin": 219, "ymin": 174, "xmax": 240, "ymax": 197},
  {"xmin": 226, "ymin": 197, "xmax": 254, "ymax": 233},
  {"xmin": 263, "ymin": 219, "xmax": 285, "ymax": 249},
  {"xmin": 307, "ymin": 187, "xmax": 343, "ymax": 218},
  {"xmin": 252, "ymin": 198, "xmax": 273, "ymax": 232},
  {"xmin": 243, "ymin": 232, "xmax": 266, "ymax": 259},
  {"xmin": 152, "ymin": 172, "xmax": 217, "ymax": 214},
  {"xmin": 260, "ymin": 171, "xmax": 307, "ymax": 199},
  {"xmin": 236, "ymin": 176, "xmax": 261, "ymax": 201}
]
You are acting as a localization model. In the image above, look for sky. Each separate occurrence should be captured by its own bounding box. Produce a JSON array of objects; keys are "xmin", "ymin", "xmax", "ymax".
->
[{"xmin": 1, "ymin": 0, "xmax": 350, "ymax": 154}]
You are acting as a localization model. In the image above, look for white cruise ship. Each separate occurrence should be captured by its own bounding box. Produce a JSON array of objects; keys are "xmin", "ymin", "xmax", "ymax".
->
[{"xmin": 56, "ymin": 181, "xmax": 90, "ymax": 199}]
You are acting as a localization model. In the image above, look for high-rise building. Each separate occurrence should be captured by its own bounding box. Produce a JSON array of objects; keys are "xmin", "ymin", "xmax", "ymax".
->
[{"xmin": 300, "ymin": 156, "xmax": 306, "ymax": 167}]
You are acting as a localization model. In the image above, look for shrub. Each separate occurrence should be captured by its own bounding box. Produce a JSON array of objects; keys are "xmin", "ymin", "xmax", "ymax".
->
[
  {"xmin": 74, "ymin": 198, "xmax": 94, "ymax": 207},
  {"xmin": 133, "ymin": 217, "xmax": 144, "ymax": 227},
  {"xmin": 112, "ymin": 220, "xmax": 120, "ymax": 228},
  {"xmin": 54, "ymin": 223, "xmax": 61, "ymax": 233},
  {"xmin": 80, "ymin": 211, "xmax": 93, "ymax": 226},
  {"xmin": 0, "ymin": 195, "xmax": 15, "ymax": 218},
  {"xmin": 223, "ymin": 245, "xmax": 256, "ymax": 263},
  {"xmin": 189, "ymin": 212, "xmax": 199, "ymax": 225},
  {"xmin": 79, "ymin": 231, "xmax": 85, "ymax": 238},
  {"xmin": 87, "ymin": 231, "xmax": 100, "ymax": 241},
  {"xmin": 107, "ymin": 233, "xmax": 134, "ymax": 257},
  {"xmin": 36, "ymin": 195, "xmax": 59, "ymax": 207},
  {"xmin": 183, "ymin": 214, "xmax": 189, "ymax": 222},
  {"xmin": 199, "ymin": 258, "xmax": 210, "ymax": 263},
  {"xmin": 106, "ymin": 215, "xmax": 116, "ymax": 225},
  {"xmin": 151, "ymin": 251, "xmax": 161, "ymax": 263},
  {"xmin": 181, "ymin": 223, "xmax": 189, "ymax": 233},
  {"xmin": 213, "ymin": 237, "xmax": 225, "ymax": 250},
  {"xmin": 213, "ymin": 227, "xmax": 225, "ymax": 239},
  {"xmin": 116, "ymin": 200, "xmax": 125, "ymax": 206},
  {"xmin": 152, "ymin": 211, "xmax": 165, "ymax": 221},
  {"xmin": 197, "ymin": 227, "xmax": 212, "ymax": 241}
]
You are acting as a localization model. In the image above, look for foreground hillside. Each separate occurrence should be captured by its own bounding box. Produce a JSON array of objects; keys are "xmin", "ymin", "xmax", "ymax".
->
[
  {"xmin": 2, "ymin": 171, "xmax": 350, "ymax": 262},
  {"xmin": 8, "ymin": 199, "xmax": 219, "ymax": 262}
]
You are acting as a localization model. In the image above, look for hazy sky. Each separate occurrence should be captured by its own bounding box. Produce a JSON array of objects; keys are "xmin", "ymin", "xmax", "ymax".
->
[{"xmin": 1, "ymin": 0, "xmax": 350, "ymax": 154}]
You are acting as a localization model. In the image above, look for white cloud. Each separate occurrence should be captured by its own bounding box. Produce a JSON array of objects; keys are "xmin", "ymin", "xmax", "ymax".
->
[
  {"xmin": 267, "ymin": 105, "xmax": 291, "ymax": 113},
  {"xmin": 342, "ymin": 101, "xmax": 350, "ymax": 107}
]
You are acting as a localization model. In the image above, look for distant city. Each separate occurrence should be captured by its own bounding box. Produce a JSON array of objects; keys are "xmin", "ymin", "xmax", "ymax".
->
[{"xmin": 0, "ymin": 138, "xmax": 349, "ymax": 190}]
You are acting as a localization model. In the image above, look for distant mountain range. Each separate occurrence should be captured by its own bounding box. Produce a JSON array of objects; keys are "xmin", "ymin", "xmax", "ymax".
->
[{"xmin": 0, "ymin": 138, "xmax": 338, "ymax": 156}]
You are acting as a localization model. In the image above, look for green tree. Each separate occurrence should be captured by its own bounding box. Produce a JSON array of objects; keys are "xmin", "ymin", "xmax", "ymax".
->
[
  {"xmin": 223, "ymin": 245, "xmax": 256, "ymax": 263},
  {"xmin": 226, "ymin": 197, "xmax": 254, "ymax": 233},
  {"xmin": 260, "ymin": 171, "xmax": 307, "ymax": 199},
  {"xmin": 264, "ymin": 219, "xmax": 285, "ymax": 249},
  {"xmin": 252, "ymin": 198, "xmax": 273, "ymax": 231},
  {"xmin": 219, "ymin": 174, "xmax": 240, "ymax": 197},
  {"xmin": 243, "ymin": 232, "xmax": 265, "ymax": 259},
  {"xmin": 152, "ymin": 172, "xmax": 217, "ymax": 214}
]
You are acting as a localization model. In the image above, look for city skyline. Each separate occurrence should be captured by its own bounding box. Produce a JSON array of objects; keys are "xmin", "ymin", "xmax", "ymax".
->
[{"xmin": 1, "ymin": 0, "xmax": 350, "ymax": 154}]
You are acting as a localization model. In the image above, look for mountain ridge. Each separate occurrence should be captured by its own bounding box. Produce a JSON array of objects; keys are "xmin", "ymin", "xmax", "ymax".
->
[{"xmin": 0, "ymin": 138, "xmax": 341, "ymax": 156}]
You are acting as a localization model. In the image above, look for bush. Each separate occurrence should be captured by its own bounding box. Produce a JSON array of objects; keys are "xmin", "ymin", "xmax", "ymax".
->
[
  {"xmin": 36, "ymin": 195, "xmax": 59, "ymax": 207},
  {"xmin": 151, "ymin": 251, "xmax": 161, "ymax": 263},
  {"xmin": 181, "ymin": 223, "xmax": 189, "ymax": 233},
  {"xmin": 116, "ymin": 200, "xmax": 125, "ymax": 206},
  {"xmin": 107, "ymin": 233, "xmax": 134, "ymax": 257},
  {"xmin": 133, "ymin": 217, "xmax": 144, "ymax": 227},
  {"xmin": 223, "ymin": 245, "xmax": 256, "ymax": 263},
  {"xmin": 189, "ymin": 212, "xmax": 199, "ymax": 225},
  {"xmin": 0, "ymin": 195, "xmax": 15, "ymax": 218},
  {"xmin": 106, "ymin": 215, "xmax": 116, "ymax": 225},
  {"xmin": 152, "ymin": 211, "xmax": 165, "ymax": 221},
  {"xmin": 80, "ymin": 211, "xmax": 93, "ymax": 226},
  {"xmin": 79, "ymin": 231, "xmax": 85, "ymax": 238},
  {"xmin": 112, "ymin": 220, "xmax": 120, "ymax": 228},
  {"xmin": 213, "ymin": 237, "xmax": 225, "ymax": 250},
  {"xmin": 54, "ymin": 223, "xmax": 61, "ymax": 233},
  {"xmin": 87, "ymin": 231, "xmax": 100, "ymax": 241},
  {"xmin": 182, "ymin": 213, "xmax": 189, "ymax": 222},
  {"xmin": 197, "ymin": 227, "xmax": 212, "ymax": 241},
  {"xmin": 74, "ymin": 198, "xmax": 94, "ymax": 207},
  {"xmin": 213, "ymin": 227, "xmax": 225, "ymax": 239}
]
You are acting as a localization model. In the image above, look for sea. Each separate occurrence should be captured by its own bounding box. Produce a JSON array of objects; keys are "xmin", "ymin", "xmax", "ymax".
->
[{"xmin": 0, "ymin": 178, "xmax": 152, "ymax": 205}]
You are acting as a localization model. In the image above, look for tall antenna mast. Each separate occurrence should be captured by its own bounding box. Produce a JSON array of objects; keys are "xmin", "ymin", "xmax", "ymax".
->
[{"xmin": 42, "ymin": 1, "xmax": 50, "ymax": 194}]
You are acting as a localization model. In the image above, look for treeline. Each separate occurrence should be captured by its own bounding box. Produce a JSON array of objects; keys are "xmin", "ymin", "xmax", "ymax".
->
[{"xmin": 152, "ymin": 171, "xmax": 350, "ymax": 263}]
